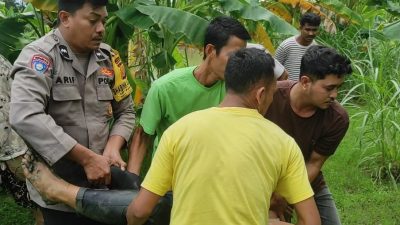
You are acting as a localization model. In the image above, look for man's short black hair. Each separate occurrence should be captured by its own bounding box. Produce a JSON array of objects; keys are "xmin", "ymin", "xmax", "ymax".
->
[
  {"xmin": 203, "ymin": 16, "xmax": 250, "ymax": 59},
  {"xmin": 300, "ymin": 45, "xmax": 352, "ymax": 80},
  {"xmin": 300, "ymin": 12, "xmax": 321, "ymax": 27},
  {"xmin": 58, "ymin": 0, "xmax": 108, "ymax": 14},
  {"xmin": 225, "ymin": 48, "xmax": 275, "ymax": 94}
]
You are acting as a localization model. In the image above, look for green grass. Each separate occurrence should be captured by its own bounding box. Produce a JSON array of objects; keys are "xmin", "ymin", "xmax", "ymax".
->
[
  {"xmin": 0, "ymin": 191, "xmax": 34, "ymax": 225},
  {"xmin": 323, "ymin": 110, "xmax": 400, "ymax": 225},
  {"xmin": 1, "ymin": 110, "xmax": 399, "ymax": 225}
]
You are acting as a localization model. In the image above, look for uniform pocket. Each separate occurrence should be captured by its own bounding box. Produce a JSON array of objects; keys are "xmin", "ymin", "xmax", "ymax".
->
[
  {"xmin": 97, "ymin": 86, "xmax": 113, "ymax": 101},
  {"xmin": 52, "ymin": 86, "xmax": 82, "ymax": 101},
  {"xmin": 48, "ymin": 85, "xmax": 84, "ymax": 126}
]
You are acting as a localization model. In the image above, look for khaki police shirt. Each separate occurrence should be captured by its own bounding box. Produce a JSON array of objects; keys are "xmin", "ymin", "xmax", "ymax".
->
[
  {"xmin": 10, "ymin": 29, "xmax": 135, "ymax": 211},
  {"xmin": 0, "ymin": 54, "xmax": 28, "ymax": 162}
]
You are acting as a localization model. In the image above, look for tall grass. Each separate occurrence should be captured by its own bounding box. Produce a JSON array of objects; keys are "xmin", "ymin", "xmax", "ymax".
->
[{"xmin": 318, "ymin": 28, "xmax": 400, "ymax": 188}]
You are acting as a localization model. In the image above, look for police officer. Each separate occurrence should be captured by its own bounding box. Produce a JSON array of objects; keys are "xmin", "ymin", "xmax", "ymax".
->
[{"xmin": 10, "ymin": 1, "xmax": 135, "ymax": 225}]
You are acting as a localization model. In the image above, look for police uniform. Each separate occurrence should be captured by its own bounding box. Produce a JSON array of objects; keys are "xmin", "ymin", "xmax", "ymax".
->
[{"xmin": 10, "ymin": 29, "xmax": 135, "ymax": 213}]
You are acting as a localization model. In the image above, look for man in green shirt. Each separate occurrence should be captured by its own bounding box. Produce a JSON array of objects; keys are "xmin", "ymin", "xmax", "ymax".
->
[{"xmin": 126, "ymin": 16, "xmax": 251, "ymax": 175}]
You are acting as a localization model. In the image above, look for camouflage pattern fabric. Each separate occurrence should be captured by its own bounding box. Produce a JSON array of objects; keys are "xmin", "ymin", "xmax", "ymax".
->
[
  {"xmin": 0, "ymin": 54, "xmax": 28, "ymax": 161},
  {"xmin": 0, "ymin": 165, "xmax": 35, "ymax": 208},
  {"xmin": 0, "ymin": 54, "xmax": 32, "ymax": 207}
]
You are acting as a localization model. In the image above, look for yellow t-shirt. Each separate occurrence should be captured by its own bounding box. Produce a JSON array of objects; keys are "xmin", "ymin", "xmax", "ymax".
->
[{"xmin": 142, "ymin": 107, "xmax": 313, "ymax": 225}]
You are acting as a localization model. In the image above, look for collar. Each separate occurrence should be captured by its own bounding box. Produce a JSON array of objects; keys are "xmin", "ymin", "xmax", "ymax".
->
[{"xmin": 53, "ymin": 29, "xmax": 109, "ymax": 62}]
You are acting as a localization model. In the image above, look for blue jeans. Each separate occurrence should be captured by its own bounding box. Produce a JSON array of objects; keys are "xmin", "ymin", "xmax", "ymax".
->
[{"xmin": 315, "ymin": 186, "xmax": 342, "ymax": 225}]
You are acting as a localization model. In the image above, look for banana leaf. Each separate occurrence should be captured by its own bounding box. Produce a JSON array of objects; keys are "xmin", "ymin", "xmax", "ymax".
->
[
  {"xmin": 219, "ymin": 0, "xmax": 297, "ymax": 35},
  {"xmin": 0, "ymin": 18, "xmax": 27, "ymax": 62},
  {"xmin": 318, "ymin": 0, "xmax": 363, "ymax": 25},
  {"xmin": 387, "ymin": 0, "xmax": 400, "ymax": 17},
  {"xmin": 25, "ymin": 0, "xmax": 57, "ymax": 11},
  {"xmin": 383, "ymin": 20, "xmax": 400, "ymax": 40},
  {"xmin": 116, "ymin": 4, "xmax": 208, "ymax": 45}
]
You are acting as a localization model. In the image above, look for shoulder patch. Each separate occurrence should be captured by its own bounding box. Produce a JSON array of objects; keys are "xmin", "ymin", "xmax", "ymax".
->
[
  {"xmin": 31, "ymin": 55, "xmax": 51, "ymax": 74},
  {"xmin": 100, "ymin": 67, "xmax": 114, "ymax": 77}
]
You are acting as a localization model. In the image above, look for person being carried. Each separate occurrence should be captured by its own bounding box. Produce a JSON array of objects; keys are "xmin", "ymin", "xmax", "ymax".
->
[
  {"xmin": 0, "ymin": 53, "xmax": 43, "ymax": 225},
  {"xmin": 22, "ymin": 48, "xmax": 321, "ymax": 225},
  {"xmin": 127, "ymin": 16, "xmax": 251, "ymax": 176},
  {"xmin": 266, "ymin": 45, "xmax": 352, "ymax": 225},
  {"xmin": 275, "ymin": 12, "xmax": 321, "ymax": 81},
  {"xmin": 10, "ymin": 1, "xmax": 135, "ymax": 224}
]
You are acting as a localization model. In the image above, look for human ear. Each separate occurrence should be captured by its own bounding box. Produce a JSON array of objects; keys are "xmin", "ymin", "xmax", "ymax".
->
[
  {"xmin": 300, "ymin": 75, "xmax": 312, "ymax": 89},
  {"xmin": 204, "ymin": 44, "xmax": 216, "ymax": 59},
  {"xmin": 255, "ymin": 86, "xmax": 265, "ymax": 105},
  {"xmin": 58, "ymin": 11, "xmax": 71, "ymax": 27}
]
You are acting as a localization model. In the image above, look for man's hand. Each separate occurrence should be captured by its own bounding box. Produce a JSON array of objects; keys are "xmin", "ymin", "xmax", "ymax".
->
[
  {"xmin": 82, "ymin": 153, "xmax": 111, "ymax": 185},
  {"xmin": 270, "ymin": 193, "xmax": 293, "ymax": 221},
  {"xmin": 103, "ymin": 135, "xmax": 128, "ymax": 171},
  {"xmin": 103, "ymin": 148, "xmax": 127, "ymax": 171}
]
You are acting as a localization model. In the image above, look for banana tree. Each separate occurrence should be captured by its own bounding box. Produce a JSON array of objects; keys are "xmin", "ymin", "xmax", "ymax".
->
[
  {"xmin": 20, "ymin": 0, "xmax": 298, "ymax": 72},
  {"xmin": 15, "ymin": 0, "xmax": 299, "ymax": 105},
  {"xmin": 0, "ymin": 2, "xmax": 55, "ymax": 62}
]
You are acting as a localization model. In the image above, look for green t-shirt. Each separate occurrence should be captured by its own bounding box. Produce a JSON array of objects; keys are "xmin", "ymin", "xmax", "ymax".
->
[{"xmin": 140, "ymin": 66, "xmax": 225, "ymax": 154}]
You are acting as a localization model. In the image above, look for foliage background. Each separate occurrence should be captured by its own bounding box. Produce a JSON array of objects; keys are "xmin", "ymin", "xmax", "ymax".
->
[{"xmin": 0, "ymin": 0, "xmax": 399, "ymax": 224}]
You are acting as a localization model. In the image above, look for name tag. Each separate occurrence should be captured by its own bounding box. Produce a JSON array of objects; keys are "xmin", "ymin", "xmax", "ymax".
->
[{"xmin": 55, "ymin": 76, "xmax": 76, "ymax": 85}]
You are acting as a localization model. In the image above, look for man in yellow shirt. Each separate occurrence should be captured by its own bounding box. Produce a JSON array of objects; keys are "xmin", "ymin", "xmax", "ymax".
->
[{"xmin": 22, "ymin": 48, "xmax": 320, "ymax": 225}]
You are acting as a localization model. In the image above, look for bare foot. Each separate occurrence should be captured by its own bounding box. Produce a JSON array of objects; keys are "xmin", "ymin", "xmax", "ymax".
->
[{"xmin": 22, "ymin": 151, "xmax": 78, "ymax": 208}]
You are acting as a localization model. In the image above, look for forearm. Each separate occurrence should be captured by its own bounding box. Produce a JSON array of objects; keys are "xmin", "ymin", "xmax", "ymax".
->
[
  {"xmin": 66, "ymin": 143, "xmax": 98, "ymax": 167},
  {"xmin": 127, "ymin": 214, "xmax": 148, "ymax": 225},
  {"xmin": 126, "ymin": 199, "xmax": 150, "ymax": 225},
  {"xmin": 296, "ymin": 214, "xmax": 320, "ymax": 225},
  {"xmin": 104, "ymin": 135, "xmax": 126, "ymax": 154},
  {"xmin": 127, "ymin": 127, "xmax": 153, "ymax": 175},
  {"xmin": 126, "ymin": 188, "xmax": 160, "ymax": 225},
  {"xmin": 294, "ymin": 197, "xmax": 320, "ymax": 225},
  {"xmin": 306, "ymin": 163, "xmax": 321, "ymax": 183},
  {"xmin": 110, "ymin": 97, "xmax": 135, "ymax": 142}
]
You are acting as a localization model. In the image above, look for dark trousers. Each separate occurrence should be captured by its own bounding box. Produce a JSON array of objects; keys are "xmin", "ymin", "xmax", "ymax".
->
[
  {"xmin": 75, "ymin": 188, "xmax": 172, "ymax": 225},
  {"xmin": 41, "ymin": 167, "xmax": 142, "ymax": 225},
  {"xmin": 42, "ymin": 167, "xmax": 171, "ymax": 225},
  {"xmin": 41, "ymin": 207, "xmax": 109, "ymax": 225}
]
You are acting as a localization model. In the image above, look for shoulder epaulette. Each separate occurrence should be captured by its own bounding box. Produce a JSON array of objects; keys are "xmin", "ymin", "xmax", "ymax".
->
[{"xmin": 37, "ymin": 32, "xmax": 59, "ymax": 53}]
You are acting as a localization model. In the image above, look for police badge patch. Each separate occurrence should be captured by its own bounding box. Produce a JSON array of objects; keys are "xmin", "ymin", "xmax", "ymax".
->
[{"xmin": 31, "ymin": 55, "xmax": 51, "ymax": 74}]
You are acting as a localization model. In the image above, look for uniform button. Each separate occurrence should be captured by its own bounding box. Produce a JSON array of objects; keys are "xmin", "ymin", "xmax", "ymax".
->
[{"xmin": 52, "ymin": 34, "xmax": 59, "ymax": 42}]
